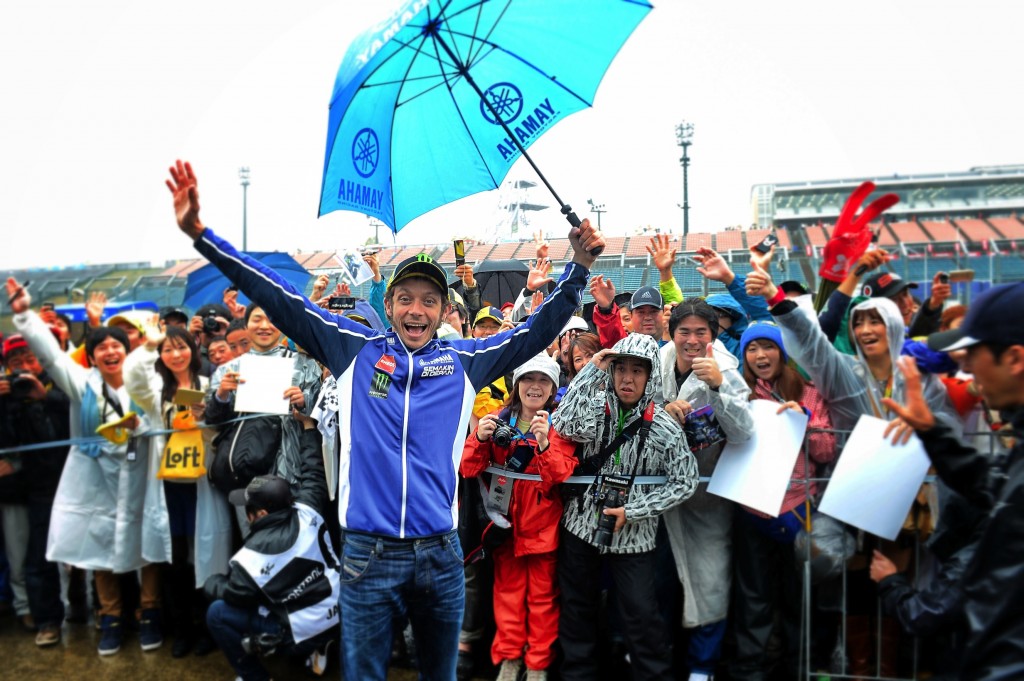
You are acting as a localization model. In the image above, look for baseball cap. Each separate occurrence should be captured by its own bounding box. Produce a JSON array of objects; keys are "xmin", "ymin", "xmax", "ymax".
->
[
  {"xmin": 387, "ymin": 254, "xmax": 448, "ymax": 297},
  {"xmin": 927, "ymin": 282, "xmax": 1024, "ymax": 352},
  {"xmin": 862, "ymin": 272, "xmax": 917, "ymax": 299},
  {"xmin": 106, "ymin": 310, "xmax": 149, "ymax": 335},
  {"xmin": 512, "ymin": 353, "xmax": 560, "ymax": 388},
  {"xmin": 159, "ymin": 306, "xmax": 190, "ymax": 324},
  {"xmin": 2, "ymin": 334, "xmax": 29, "ymax": 360},
  {"xmin": 779, "ymin": 280, "xmax": 809, "ymax": 296},
  {"xmin": 194, "ymin": 303, "xmax": 232, "ymax": 320},
  {"xmin": 629, "ymin": 286, "xmax": 663, "ymax": 311},
  {"xmin": 473, "ymin": 306, "xmax": 503, "ymax": 327},
  {"xmin": 227, "ymin": 475, "xmax": 293, "ymax": 512},
  {"xmin": 559, "ymin": 316, "xmax": 589, "ymax": 337}
]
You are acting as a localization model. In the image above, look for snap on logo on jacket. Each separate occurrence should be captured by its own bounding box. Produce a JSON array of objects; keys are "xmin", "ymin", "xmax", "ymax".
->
[{"xmin": 375, "ymin": 354, "xmax": 397, "ymax": 374}]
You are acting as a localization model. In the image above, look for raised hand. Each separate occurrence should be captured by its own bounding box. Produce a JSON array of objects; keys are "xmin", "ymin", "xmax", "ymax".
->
[
  {"xmin": 646, "ymin": 234, "xmax": 678, "ymax": 277},
  {"xmin": 5, "ymin": 278, "xmax": 31, "ymax": 314},
  {"xmin": 166, "ymin": 160, "xmax": 204, "ymax": 240},
  {"xmin": 691, "ymin": 343, "xmax": 722, "ymax": 388},
  {"xmin": 929, "ymin": 272, "xmax": 952, "ymax": 310},
  {"xmin": 453, "ymin": 263, "xmax": 476, "ymax": 288},
  {"xmin": 589, "ymin": 348, "xmax": 616, "ymax": 372},
  {"xmin": 569, "ymin": 218, "xmax": 605, "ymax": 268},
  {"xmin": 362, "ymin": 252, "xmax": 382, "ymax": 282},
  {"xmin": 530, "ymin": 410, "xmax": 550, "ymax": 450},
  {"xmin": 745, "ymin": 262, "xmax": 778, "ymax": 301},
  {"xmin": 694, "ymin": 247, "xmax": 735, "ymax": 285},
  {"xmin": 530, "ymin": 290, "xmax": 545, "ymax": 312},
  {"xmin": 533, "ymin": 231, "xmax": 549, "ymax": 261},
  {"xmin": 311, "ymin": 274, "xmax": 330, "ymax": 302},
  {"xmin": 85, "ymin": 291, "xmax": 108, "ymax": 327},
  {"xmin": 527, "ymin": 258, "xmax": 555, "ymax": 292},
  {"xmin": 223, "ymin": 288, "xmax": 246, "ymax": 318},
  {"xmin": 589, "ymin": 274, "xmax": 616, "ymax": 310},
  {"xmin": 882, "ymin": 356, "xmax": 936, "ymax": 442}
]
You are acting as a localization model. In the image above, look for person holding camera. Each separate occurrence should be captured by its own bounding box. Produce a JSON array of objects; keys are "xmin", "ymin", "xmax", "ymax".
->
[
  {"xmin": 550, "ymin": 333, "xmax": 699, "ymax": 681},
  {"xmin": 461, "ymin": 353, "xmax": 577, "ymax": 681},
  {"xmin": 0, "ymin": 333, "xmax": 71, "ymax": 646},
  {"xmin": 204, "ymin": 410, "xmax": 339, "ymax": 681}
]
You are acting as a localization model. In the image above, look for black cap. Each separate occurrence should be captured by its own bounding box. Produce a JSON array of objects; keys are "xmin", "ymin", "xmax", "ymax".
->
[
  {"xmin": 613, "ymin": 292, "xmax": 633, "ymax": 308},
  {"xmin": 862, "ymin": 272, "xmax": 917, "ymax": 299},
  {"xmin": 159, "ymin": 306, "xmax": 190, "ymax": 324},
  {"xmin": 228, "ymin": 475, "xmax": 292, "ymax": 512},
  {"xmin": 629, "ymin": 286, "xmax": 663, "ymax": 311},
  {"xmin": 927, "ymin": 282, "xmax": 1024, "ymax": 352},
  {"xmin": 194, "ymin": 303, "xmax": 232, "ymax": 320},
  {"xmin": 387, "ymin": 254, "xmax": 449, "ymax": 297},
  {"xmin": 779, "ymin": 280, "xmax": 809, "ymax": 296}
]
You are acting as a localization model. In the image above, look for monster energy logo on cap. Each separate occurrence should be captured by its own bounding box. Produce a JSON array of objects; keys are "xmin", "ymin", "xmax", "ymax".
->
[{"xmin": 387, "ymin": 252, "xmax": 449, "ymax": 297}]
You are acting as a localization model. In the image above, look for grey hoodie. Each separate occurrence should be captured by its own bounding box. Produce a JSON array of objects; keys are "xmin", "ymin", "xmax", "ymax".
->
[
  {"xmin": 552, "ymin": 333, "xmax": 699, "ymax": 554},
  {"xmin": 773, "ymin": 296, "xmax": 958, "ymax": 435}
]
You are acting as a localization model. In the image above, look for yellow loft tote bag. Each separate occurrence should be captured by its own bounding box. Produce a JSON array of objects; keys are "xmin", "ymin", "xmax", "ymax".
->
[{"xmin": 159, "ymin": 406, "xmax": 206, "ymax": 481}]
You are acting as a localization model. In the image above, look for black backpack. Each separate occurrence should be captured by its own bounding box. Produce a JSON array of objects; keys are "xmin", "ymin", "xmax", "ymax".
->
[{"xmin": 208, "ymin": 415, "xmax": 283, "ymax": 495}]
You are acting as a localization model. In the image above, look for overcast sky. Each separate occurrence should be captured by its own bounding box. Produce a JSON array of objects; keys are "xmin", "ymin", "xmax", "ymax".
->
[{"xmin": 2, "ymin": 0, "xmax": 1021, "ymax": 270}]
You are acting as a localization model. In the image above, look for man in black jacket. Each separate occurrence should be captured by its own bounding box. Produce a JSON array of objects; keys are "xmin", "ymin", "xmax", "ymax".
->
[
  {"xmin": 884, "ymin": 281, "xmax": 1024, "ymax": 680},
  {"xmin": 205, "ymin": 412, "xmax": 339, "ymax": 681},
  {"xmin": 0, "ymin": 333, "xmax": 70, "ymax": 646}
]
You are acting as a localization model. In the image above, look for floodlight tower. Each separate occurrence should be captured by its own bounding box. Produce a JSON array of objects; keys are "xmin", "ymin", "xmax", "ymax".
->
[
  {"xmin": 675, "ymin": 121, "xmax": 694, "ymax": 237},
  {"xmin": 239, "ymin": 166, "xmax": 251, "ymax": 251},
  {"xmin": 586, "ymin": 198, "xmax": 607, "ymax": 228}
]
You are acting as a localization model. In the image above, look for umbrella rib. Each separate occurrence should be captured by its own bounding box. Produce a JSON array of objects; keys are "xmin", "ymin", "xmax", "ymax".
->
[{"xmin": 425, "ymin": 31, "xmax": 501, "ymax": 190}]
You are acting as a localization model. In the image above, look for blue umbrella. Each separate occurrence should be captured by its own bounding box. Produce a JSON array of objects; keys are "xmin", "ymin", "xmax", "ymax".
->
[
  {"xmin": 184, "ymin": 252, "xmax": 311, "ymax": 312},
  {"xmin": 319, "ymin": 0, "xmax": 652, "ymax": 242}
]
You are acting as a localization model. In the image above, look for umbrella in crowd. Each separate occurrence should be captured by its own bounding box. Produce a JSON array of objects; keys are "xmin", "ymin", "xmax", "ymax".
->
[
  {"xmin": 319, "ymin": 0, "xmax": 652, "ymax": 242},
  {"xmin": 183, "ymin": 253, "xmax": 311, "ymax": 312},
  {"xmin": 450, "ymin": 258, "xmax": 529, "ymax": 308}
]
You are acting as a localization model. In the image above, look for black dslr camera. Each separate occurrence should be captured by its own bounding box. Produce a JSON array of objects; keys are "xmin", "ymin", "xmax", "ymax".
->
[
  {"xmin": 594, "ymin": 476, "xmax": 629, "ymax": 547},
  {"xmin": 202, "ymin": 314, "xmax": 223, "ymax": 335},
  {"xmin": 491, "ymin": 418, "xmax": 520, "ymax": 448},
  {"xmin": 2, "ymin": 370, "xmax": 37, "ymax": 400}
]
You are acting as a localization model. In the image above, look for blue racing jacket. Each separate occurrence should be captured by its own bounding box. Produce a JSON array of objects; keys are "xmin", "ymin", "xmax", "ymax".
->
[{"xmin": 194, "ymin": 228, "xmax": 588, "ymax": 539}]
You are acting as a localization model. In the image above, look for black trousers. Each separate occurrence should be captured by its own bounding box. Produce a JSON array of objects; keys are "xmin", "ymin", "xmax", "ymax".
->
[
  {"xmin": 558, "ymin": 528, "xmax": 672, "ymax": 681},
  {"xmin": 730, "ymin": 511, "xmax": 802, "ymax": 681},
  {"xmin": 24, "ymin": 497, "xmax": 64, "ymax": 627}
]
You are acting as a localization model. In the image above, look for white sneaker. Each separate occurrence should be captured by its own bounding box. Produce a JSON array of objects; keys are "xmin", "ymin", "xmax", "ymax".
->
[
  {"xmin": 525, "ymin": 668, "xmax": 548, "ymax": 681},
  {"xmin": 496, "ymin": 658, "xmax": 524, "ymax": 681},
  {"xmin": 688, "ymin": 672, "xmax": 713, "ymax": 681}
]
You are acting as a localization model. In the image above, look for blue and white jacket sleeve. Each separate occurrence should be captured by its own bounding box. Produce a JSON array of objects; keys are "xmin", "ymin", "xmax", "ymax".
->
[
  {"xmin": 194, "ymin": 228, "xmax": 377, "ymax": 378},
  {"xmin": 455, "ymin": 261, "xmax": 588, "ymax": 391}
]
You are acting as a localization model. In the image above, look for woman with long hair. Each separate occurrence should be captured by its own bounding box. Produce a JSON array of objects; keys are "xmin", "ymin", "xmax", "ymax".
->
[
  {"xmin": 124, "ymin": 324, "xmax": 231, "ymax": 657},
  {"xmin": 731, "ymin": 322, "xmax": 837, "ymax": 680},
  {"xmin": 461, "ymin": 353, "xmax": 577, "ymax": 681}
]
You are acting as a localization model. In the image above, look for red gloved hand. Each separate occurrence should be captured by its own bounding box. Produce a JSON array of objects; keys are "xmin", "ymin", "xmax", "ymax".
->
[{"xmin": 819, "ymin": 182, "xmax": 899, "ymax": 283}]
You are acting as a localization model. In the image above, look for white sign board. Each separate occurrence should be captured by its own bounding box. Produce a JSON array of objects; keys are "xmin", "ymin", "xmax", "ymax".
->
[
  {"xmin": 708, "ymin": 399, "xmax": 808, "ymax": 516},
  {"xmin": 818, "ymin": 414, "xmax": 931, "ymax": 541},
  {"xmin": 233, "ymin": 353, "xmax": 296, "ymax": 415}
]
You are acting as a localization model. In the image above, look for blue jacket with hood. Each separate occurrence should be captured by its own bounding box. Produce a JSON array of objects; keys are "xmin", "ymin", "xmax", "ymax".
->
[
  {"xmin": 193, "ymin": 228, "xmax": 587, "ymax": 539},
  {"xmin": 705, "ymin": 294, "xmax": 749, "ymax": 359}
]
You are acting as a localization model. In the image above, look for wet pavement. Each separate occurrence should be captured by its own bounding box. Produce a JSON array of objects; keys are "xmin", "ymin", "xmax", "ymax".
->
[{"xmin": 0, "ymin": 613, "xmax": 428, "ymax": 681}]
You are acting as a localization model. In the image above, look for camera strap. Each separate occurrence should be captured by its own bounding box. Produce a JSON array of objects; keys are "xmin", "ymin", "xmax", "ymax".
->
[
  {"xmin": 102, "ymin": 381, "xmax": 137, "ymax": 461},
  {"xmin": 586, "ymin": 402, "xmax": 656, "ymax": 509}
]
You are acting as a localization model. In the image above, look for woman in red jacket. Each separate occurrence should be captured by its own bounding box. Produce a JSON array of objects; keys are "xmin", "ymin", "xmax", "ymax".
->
[{"xmin": 461, "ymin": 353, "xmax": 577, "ymax": 681}]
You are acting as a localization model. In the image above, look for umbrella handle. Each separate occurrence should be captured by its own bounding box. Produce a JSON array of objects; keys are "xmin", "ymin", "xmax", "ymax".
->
[{"xmin": 563, "ymin": 205, "xmax": 604, "ymax": 257}]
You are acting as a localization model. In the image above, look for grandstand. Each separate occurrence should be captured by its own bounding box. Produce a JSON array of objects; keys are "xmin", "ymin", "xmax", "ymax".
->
[{"xmin": 3, "ymin": 164, "xmax": 1023, "ymax": 334}]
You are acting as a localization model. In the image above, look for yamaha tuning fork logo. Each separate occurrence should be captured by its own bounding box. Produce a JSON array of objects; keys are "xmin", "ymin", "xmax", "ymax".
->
[
  {"xmin": 483, "ymin": 81, "xmax": 560, "ymax": 163},
  {"xmin": 352, "ymin": 128, "xmax": 379, "ymax": 178}
]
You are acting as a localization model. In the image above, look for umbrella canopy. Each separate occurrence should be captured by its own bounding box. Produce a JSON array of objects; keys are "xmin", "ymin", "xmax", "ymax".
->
[
  {"xmin": 319, "ymin": 0, "xmax": 653, "ymax": 234},
  {"xmin": 184, "ymin": 253, "xmax": 311, "ymax": 313},
  {"xmin": 450, "ymin": 259, "xmax": 528, "ymax": 308}
]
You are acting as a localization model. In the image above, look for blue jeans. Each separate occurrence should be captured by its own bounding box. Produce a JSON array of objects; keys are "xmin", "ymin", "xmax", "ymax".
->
[
  {"xmin": 339, "ymin": 529, "xmax": 465, "ymax": 681},
  {"xmin": 206, "ymin": 599, "xmax": 284, "ymax": 681}
]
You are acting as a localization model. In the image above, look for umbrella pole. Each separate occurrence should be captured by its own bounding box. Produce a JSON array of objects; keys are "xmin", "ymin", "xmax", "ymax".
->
[{"xmin": 430, "ymin": 30, "xmax": 602, "ymax": 255}]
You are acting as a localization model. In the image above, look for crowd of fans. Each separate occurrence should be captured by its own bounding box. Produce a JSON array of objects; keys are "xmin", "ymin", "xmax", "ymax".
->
[{"xmin": 0, "ymin": 161, "xmax": 1020, "ymax": 681}]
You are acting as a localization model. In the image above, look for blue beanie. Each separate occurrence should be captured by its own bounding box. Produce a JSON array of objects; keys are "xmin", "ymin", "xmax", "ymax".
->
[{"xmin": 739, "ymin": 322, "xmax": 787, "ymax": 364}]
